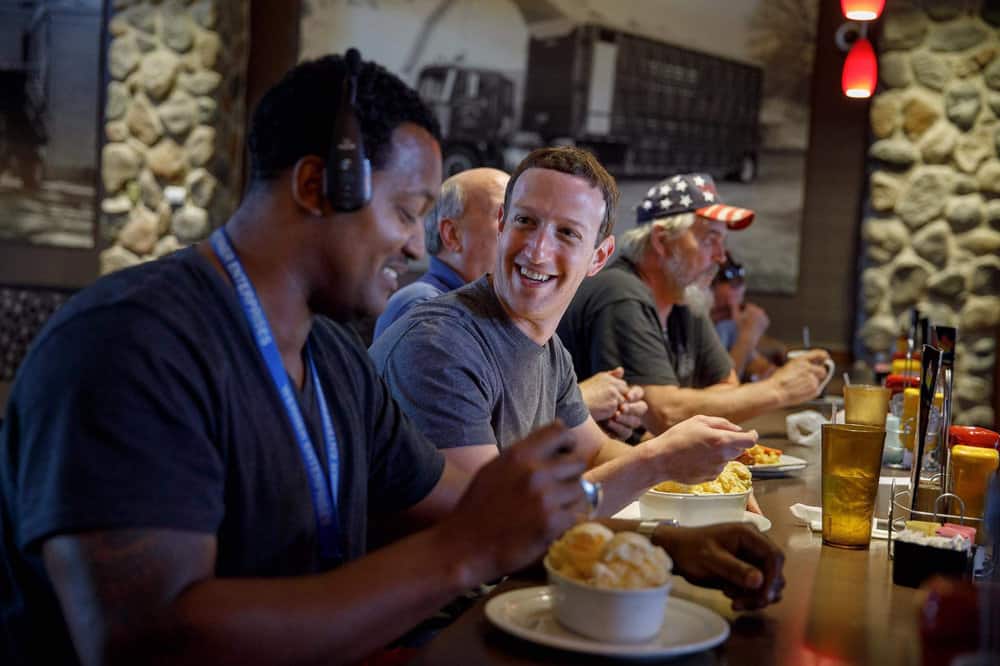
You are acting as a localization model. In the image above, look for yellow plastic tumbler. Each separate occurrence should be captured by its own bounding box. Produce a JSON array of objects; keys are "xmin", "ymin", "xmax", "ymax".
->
[
  {"xmin": 821, "ymin": 423, "xmax": 886, "ymax": 549},
  {"xmin": 843, "ymin": 385, "xmax": 891, "ymax": 428}
]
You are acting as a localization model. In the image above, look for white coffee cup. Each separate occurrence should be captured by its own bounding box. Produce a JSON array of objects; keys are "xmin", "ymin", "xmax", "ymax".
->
[{"xmin": 786, "ymin": 349, "xmax": 836, "ymax": 396}]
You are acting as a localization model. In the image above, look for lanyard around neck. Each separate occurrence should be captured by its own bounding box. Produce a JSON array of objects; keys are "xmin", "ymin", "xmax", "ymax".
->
[{"xmin": 210, "ymin": 229, "xmax": 342, "ymax": 564}]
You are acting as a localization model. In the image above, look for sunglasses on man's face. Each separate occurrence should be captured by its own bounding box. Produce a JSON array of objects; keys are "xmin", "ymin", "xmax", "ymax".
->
[{"xmin": 718, "ymin": 264, "xmax": 746, "ymax": 282}]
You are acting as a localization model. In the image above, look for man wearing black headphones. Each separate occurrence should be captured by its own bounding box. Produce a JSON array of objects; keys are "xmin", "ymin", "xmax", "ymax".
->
[
  {"xmin": 1, "ymin": 53, "xmax": 783, "ymax": 664},
  {"xmin": 0, "ymin": 52, "xmax": 593, "ymax": 664}
]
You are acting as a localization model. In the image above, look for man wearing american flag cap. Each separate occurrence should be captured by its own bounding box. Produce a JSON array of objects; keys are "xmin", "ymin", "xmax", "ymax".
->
[{"xmin": 558, "ymin": 173, "xmax": 831, "ymax": 438}]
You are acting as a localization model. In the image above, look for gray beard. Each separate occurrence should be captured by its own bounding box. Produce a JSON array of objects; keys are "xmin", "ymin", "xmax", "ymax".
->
[
  {"xmin": 663, "ymin": 249, "xmax": 717, "ymax": 316},
  {"xmin": 683, "ymin": 283, "xmax": 714, "ymax": 316}
]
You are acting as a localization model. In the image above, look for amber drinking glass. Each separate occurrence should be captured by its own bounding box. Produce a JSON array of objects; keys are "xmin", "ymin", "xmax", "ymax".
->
[
  {"xmin": 821, "ymin": 423, "xmax": 886, "ymax": 549},
  {"xmin": 843, "ymin": 385, "xmax": 891, "ymax": 428}
]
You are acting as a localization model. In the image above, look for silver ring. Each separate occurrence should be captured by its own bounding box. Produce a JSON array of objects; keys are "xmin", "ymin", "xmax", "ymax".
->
[{"xmin": 580, "ymin": 478, "xmax": 602, "ymax": 517}]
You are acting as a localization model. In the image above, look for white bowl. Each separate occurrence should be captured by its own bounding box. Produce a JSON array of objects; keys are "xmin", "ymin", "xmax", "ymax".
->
[
  {"xmin": 543, "ymin": 556, "xmax": 672, "ymax": 643},
  {"xmin": 638, "ymin": 489, "xmax": 749, "ymax": 526}
]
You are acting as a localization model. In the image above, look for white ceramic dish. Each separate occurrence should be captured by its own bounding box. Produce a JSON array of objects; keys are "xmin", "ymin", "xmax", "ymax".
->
[
  {"xmin": 543, "ymin": 556, "xmax": 671, "ymax": 643},
  {"xmin": 743, "ymin": 511, "xmax": 772, "ymax": 532},
  {"xmin": 638, "ymin": 488, "xmax": 749, "ymax": 525},
  {"xmin": 613, "ymin": 503, "xmax": 771, "ymax": 532},
  {"xmin": 484, "ymin": 586, "xmax": 730, "ymax": 659},
  {"xmin": 803, "ymin": 395, "xmax": 844, "ymax": 410},
  {"xmin": 749, "ymin": 454, "xmax": 808, "ymax": 478}
]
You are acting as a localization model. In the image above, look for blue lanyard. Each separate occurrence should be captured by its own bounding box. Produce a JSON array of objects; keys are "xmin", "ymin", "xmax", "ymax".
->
[{"xmin": 210, "ymin": 229, "xmax": 341, "ymax": 564}]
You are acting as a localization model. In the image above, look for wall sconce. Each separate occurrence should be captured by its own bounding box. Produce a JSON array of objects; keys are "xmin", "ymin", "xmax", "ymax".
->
[
  {"xmin": 841, "ymin": 0, "xmax": 885, "ymax": 22},
  {"xmin": 837, "ymin": 0, "xmax": 881, "ymax": 100},
  {"xmin": 842, "ymin": 34, "xmax": 877, "ymax": 98}
]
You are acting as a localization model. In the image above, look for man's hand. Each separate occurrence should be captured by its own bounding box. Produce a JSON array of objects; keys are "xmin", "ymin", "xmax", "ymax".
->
[
  {"xmin": 745, "ymin": 352, "xmax": 778, "ymax": 382},
  {"xmin": 579, "ymin": 367, "xmax": 629, "ymax": 421},
  {"xmin": 654, "ymin": 523, "xmax": 785, "ymax": 611},
  {"xmin": 768, "ymin": 349, "xmax": 830, "ymax": 405},
  {"xmin": 602, "ymin": 385, "xmax": 648, "ymax": 441},
  {"xmin": 436, "ymin": 421, "xmax": 588, "ymax": 579},
  {"xmin": 640, "ymin": 415, "xmax": 758, "ymax": 484},
  {"xmin": 735, "ymin": 303, "xmax": 769, "ymax": 342}
]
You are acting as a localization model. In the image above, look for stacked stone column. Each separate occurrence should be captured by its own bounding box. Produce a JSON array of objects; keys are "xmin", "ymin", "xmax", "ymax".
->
[
  {"xmin": 862, "ymin": 2, "xmax": 1000, "ymax": 426},
  {"xmin": 99, "ymin": 0, "xmax": 247, "ymax": 274}
]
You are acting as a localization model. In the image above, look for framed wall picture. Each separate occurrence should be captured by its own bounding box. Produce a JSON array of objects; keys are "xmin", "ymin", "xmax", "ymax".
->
[
  {"xmin": 300, "ymin": 0, "xmax": 819, "ymax": 294},
  {"xmin": 0, "ymin": 0, "xmax": 107, "ymax": 290},
  {"xmin": 0, "ymin": 0, "xmax": 105, "ymax": 251}
]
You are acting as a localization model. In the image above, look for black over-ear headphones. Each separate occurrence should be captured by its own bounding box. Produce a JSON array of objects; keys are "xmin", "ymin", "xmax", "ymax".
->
[{"xmin": 325, "ymin": 48, "xmax": 372, "ymax": 212}]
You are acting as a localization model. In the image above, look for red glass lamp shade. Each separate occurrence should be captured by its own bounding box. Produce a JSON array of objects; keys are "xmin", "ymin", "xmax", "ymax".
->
[
  {"xmin": 842, "ymin": 37, "xmax": 877, "ymax": 98},
  {"xmin": 841, "ymin": 0, "xmax": 885, "ymax": 21}
]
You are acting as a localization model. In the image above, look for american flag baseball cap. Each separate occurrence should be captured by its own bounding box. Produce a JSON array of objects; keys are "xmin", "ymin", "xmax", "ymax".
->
[{"xmin": 635, "ymin": 173, "xmax": 755, "ymax": 230}]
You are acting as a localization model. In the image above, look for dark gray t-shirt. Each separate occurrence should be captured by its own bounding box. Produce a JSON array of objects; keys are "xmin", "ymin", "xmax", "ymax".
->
[
  {"xmin": 558, "ymin": 258, "xmax": 732, "ymax": 389},
  {"xmin": 369, "ymin": 276, "xmax": 590, "ymax": 450}
]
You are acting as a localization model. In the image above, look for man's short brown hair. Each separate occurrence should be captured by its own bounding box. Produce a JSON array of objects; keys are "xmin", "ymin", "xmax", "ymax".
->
[{"xmin": 503, "ymin": 146, "xmax": 619, "ymax": 245}]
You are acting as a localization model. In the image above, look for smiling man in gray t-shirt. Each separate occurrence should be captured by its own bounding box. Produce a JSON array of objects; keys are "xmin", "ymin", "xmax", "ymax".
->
[
  {"xmin": 369, "ymin": 147, "xmax": 761, "ymax": 515},
  {"xmin": 371, "ymin": 276, "xmax": 589, "ymax": 451}
]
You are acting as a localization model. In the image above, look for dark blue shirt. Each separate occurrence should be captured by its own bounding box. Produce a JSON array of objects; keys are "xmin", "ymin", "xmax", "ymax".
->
[
  {"xmin": 373, "ymin": 257, "xmax": 465, "ymax": 339},
  {"xmin": 0, "ymin": 248, "xmax": 444, "ymax": 664}
]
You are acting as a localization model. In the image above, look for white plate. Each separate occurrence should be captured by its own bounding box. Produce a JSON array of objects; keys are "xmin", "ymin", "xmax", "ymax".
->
[
  {"xmin": 612, "ymin": 504, "xmax": 772, "ymax": 532},
  {"xmin": 803, "ymin": 395, "xmax": 843, "ymax": 410},
  {"xmin": 743, "ymin": 511, "xmax": 772, "ymax": 532},
  {"xmin": 485, "ymin": 586, "xmax": 729, "ymax": 659},
  {"xmin": 749, "ymin": 454, "xmax": 808, "ymax": 477}
]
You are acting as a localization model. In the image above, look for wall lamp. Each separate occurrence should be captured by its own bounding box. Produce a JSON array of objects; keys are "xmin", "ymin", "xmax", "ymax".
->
[
  {"xmin": 837, "ymin": 0, "xmax": 883, "ymax": 99},
  {"xmin": 841, "ymin": 0, "xmax": 885, "ymax": 22}
]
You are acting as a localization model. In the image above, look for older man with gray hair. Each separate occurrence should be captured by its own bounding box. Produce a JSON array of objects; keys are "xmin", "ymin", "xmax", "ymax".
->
[
  {"xmin": 558, "ymin": 173, "xmax": 830, "ymax": 436},
  {"xmin": 374, "ymin": 167, "xmax": 508, "ymax": 338}
]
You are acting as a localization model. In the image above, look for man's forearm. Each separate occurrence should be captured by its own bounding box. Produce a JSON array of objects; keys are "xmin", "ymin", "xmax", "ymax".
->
[
  {"xmin": 641, "ymin": 382, "xmax": 783, "ymax": 433},
  {"xmin": 572, "ymin": 421, "xmax": 659, "ymax": 514},
  {"xmin": 746, "ymin": 352, "xmax": 776, "ymax": 380},
  {"xmin": 139, "ymin": 528, "xmax": 486, "ymax": 666},
  {"xmin": 589, "ymin": 436, "xmax": 635, "ymax": 468},
  {"xmin": 585, "ymin": 441, "xmax": 663, "ymax": 514}
]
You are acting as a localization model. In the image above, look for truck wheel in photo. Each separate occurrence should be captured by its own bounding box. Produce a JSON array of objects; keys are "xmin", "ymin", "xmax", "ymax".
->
[
  {"xmin": 732, "ymin": 153, "xmax": 757, "ymax": 184},
  {"xmin": 19, "ymin": 150, "xmax": 44, "ymax": 190},
  {"xmin": 442, "ymin": 144, "xmax": 480, "ymax": 177}
]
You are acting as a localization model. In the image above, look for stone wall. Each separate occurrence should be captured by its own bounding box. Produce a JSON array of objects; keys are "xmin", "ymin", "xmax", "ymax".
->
[
  {"xmin": 861, "ymin": 1, "xmax": 1000, "ymax": 426},
  {"xmin": 99, "ymin": 0, "xmax": 248, "ymax": 274}
]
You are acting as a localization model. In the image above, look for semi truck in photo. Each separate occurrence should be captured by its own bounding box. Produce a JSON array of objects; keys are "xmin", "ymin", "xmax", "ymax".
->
[
  {"xmin": 416, "ymin": 63, "xmax": 517, "ymax": 177},
  {"xmin": 417, "ymin": 22, "xmax": 762, "ymax": 181}
]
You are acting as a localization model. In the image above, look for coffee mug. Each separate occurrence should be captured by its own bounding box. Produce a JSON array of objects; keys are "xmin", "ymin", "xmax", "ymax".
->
[{"xmin": 786, "ymin": 349, "xmax": 836, "ymax": 396}]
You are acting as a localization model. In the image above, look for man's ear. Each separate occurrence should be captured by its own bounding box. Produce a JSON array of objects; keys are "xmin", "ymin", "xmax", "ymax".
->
[
  {"xmin": 291, "ymin": 155, "xmax": 328, "ymax": 217},
  {"xmin": 588, "ymin": 235, "xmax": 615, "ymax": 276},
  {"xmin": 649, "ymin": 225, "xmax": 668, "ymax": 258},
  {"xmin": 439, "ymin": 217, "xmax": 461, "ymax": 253},
  {"xmin": 497, "ymin": 204, "xmax": 506, "ymax": 235}
]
